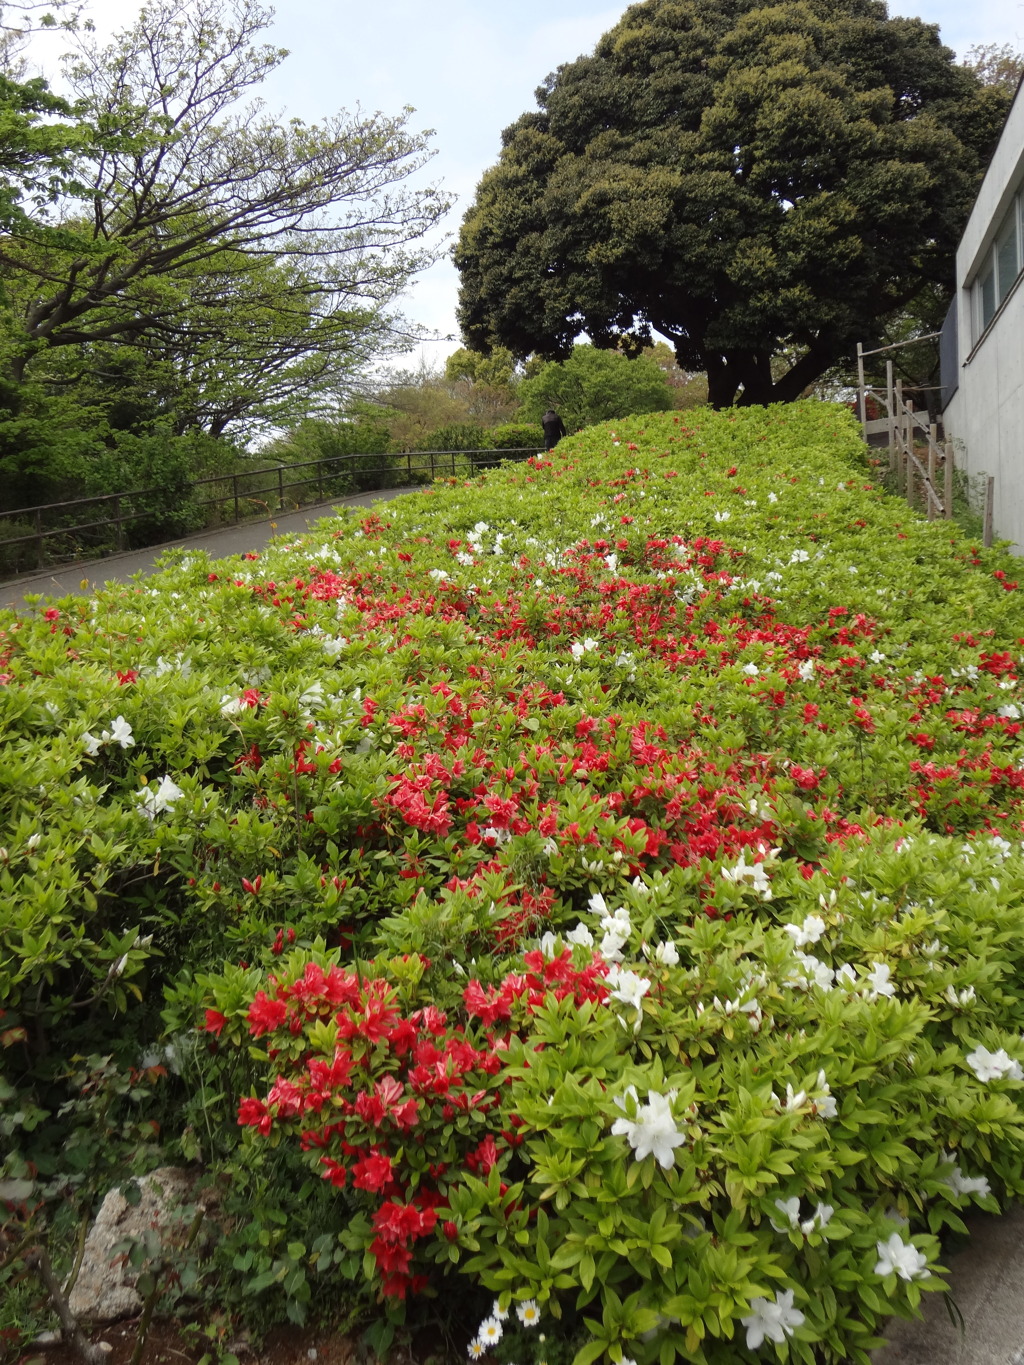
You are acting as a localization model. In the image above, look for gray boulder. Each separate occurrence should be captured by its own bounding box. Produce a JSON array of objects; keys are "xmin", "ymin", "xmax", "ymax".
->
[{"xmin": 69, "ymin": 1166, "xmax": 205, "ymax": 1323}]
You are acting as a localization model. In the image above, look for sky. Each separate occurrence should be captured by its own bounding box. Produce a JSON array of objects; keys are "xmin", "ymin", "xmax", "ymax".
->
[{"xmin": 25, "ymin": 0, "xmax": 1023, "ymax": 374}]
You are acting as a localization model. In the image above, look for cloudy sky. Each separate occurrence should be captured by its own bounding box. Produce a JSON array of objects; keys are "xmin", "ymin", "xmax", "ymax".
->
[{"xmin": 27, "ymin": 0, "xmax": 1022, "ymax": 370}]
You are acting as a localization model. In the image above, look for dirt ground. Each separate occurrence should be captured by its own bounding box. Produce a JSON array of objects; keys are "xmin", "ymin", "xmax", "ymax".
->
[{"xmin": 18, "ymin": 1320, "xmax": 361, "ymax": 1365}]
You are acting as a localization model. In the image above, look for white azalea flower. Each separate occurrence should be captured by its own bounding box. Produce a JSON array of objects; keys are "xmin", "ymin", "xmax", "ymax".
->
[
  {"xmin": 874, "ymin": 1233, "xmax": 928, "ymax": 1281},
  {"xmin": 786, "ymin": 951, "xmax": 834, "ymax": 992},
  {"xmin": 713, "ymin": 510, "xmax": 731, "ymax": 523},
  {"xmin": 813, "ymin": 1070, "xmax": 838, "ymax": 1119},
  {"xmin": 945, "ymin": 984, "xmax": 976, "ymax": 1007},
  {"xmin": 863, "ymin": 962, "xmax": 896, "ymax": 1000},
  {"xmin": 538, "ymin": 931, "xmax": 560, "ymax": 958},
  {"xmin": 941, "ymin": 1160, "xmax": 991, "ymax": 1199},
  {"xmin": 783, "ymin": 913, "xmax": 826, "ymax": 948},
  {"xmin": 798, "ymin": 659, "xmax": 815, "ymax": 680},
  {"xmin": 742, "ymin": 662, "xmax": 760, "ymax": 676},
  {"xmin": 607, "ymin": 965, "xmax": 651, "ymax": 1021},
  {"xmin": 773, "ymin": 1084, "xmax": 807, "ymax": 1113},
  {"xmin": 653, "ymin": 940, "xmax": 679, "ymax": 966},
  {"xmin": 965, "ymin": 1045, "xmax": 1024, "ymax": 1082},
  {"xmin": 789, "ymin": 549, "xmax": 810, "ymax": 564},
  {"xmin": 82, "ymin": 731, "xmax": 102, "ymax": 756},
  {"xmin": 138, "ymin": 775, "xmax": 184, "ymax": 819},
  {"xmin": 720, "ymin": 851, "xmax": 776, "ymax": 900},
  {"xmin": 566, "ymin": 923, "xmax": 594, "ymax": 947},
  {"xmin": 740, "ymin": 1289, "xmax": 805, "ymax": 1349},
  {"xmin": 107, "ymin": 715, "xmax": 135, "ymax": 749},
  {"xmin": 611, "ymin": 1088, "xmax": 686, "ymax": 1169},
  {"xmin": 770, "ymin": 1196, "xmax": 801, "ymax": 1231}
]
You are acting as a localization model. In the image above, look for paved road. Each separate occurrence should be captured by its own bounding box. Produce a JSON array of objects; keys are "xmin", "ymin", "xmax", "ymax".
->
[{"xmin": 1, "ymin": 487, "xmax": 421, "ymax": 612}]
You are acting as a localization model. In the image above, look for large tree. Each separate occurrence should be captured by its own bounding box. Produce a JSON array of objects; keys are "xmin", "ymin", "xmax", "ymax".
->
[
  {"xmin": 0, "ymin": 0, "xmax": 448, "ymax": 414},
  {"xmin": 455, "ymin": 0, "xmax": 1009, "ymax": 409}
]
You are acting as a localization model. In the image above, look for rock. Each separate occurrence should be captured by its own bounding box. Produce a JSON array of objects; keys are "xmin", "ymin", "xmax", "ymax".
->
[{"xmin": 68, "ymin": 1166, "xmax": 209, "ymax": 1323}]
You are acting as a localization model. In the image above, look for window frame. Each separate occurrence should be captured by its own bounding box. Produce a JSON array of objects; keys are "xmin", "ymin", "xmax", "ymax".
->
[{"xmin": 972, "ymin": 188, "xmax": 1023, "ymax": 345}]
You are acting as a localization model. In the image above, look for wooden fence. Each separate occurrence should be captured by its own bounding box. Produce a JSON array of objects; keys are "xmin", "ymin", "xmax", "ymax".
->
[{"xmin": 855, "ymin": 340, "xmax": 994, "ymax": 547}]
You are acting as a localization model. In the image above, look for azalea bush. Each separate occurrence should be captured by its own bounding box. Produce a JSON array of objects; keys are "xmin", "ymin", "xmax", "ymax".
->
[{"xmin": 3, "ymin": 402, "xmax": 1024, "ymax": 1361}]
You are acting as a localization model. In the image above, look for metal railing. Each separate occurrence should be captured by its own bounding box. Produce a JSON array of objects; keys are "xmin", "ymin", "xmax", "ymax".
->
[{"xmin": 0, "ymin": 445, "xmax": 543, "ymax": 580}]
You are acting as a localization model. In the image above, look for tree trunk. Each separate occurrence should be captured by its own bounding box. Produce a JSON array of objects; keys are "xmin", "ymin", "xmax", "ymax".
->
[
  {"xmin": 733, "ymin": 350, "xmax": 777, "ymax": 407},
  {"xmin": 705, "ymin": 354, "xmax": 740, "ymax": 409}
]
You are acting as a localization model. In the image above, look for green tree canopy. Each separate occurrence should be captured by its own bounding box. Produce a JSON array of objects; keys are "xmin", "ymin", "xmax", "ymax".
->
[
  {"xmin": 517, "ymin": 343, "xmax": 673, "ymax": 430},
  {"xmin": 455, "ymin": 0, "xmax": 1009, "ymax": 408},
  {"xmin": 0, "ymin": 0, "xmax": 448, "ymax": 410}
]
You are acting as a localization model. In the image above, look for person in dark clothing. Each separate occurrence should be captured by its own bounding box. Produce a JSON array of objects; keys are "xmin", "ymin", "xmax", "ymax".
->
[{"xmin": 541, "ymin": 408, "xmax": 567, "ymax": 449}]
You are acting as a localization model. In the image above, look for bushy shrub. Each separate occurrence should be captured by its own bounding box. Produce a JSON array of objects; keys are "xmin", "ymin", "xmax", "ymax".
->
[
  {"xmin": 488, "ymin": 422, "xmax": 544, "ymax": 449},
  {"xmin": 4, "ymin": 403, "xmax": 1024, "ymax": 1360},
  {"xmin": 419, "ymin": 422, "xmax": 488, "ymax": 451},
  {"xmin": 269, "ymin": 415, "xmax": 399, "ymax": 494}
]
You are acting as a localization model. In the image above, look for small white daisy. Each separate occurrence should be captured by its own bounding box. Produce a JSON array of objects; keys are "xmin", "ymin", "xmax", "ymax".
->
[
  {"xmin": 516, "ymin": 1300, "xmax": 541, "ymax": 1327},
  {"xmin": 478, "ymin": 1317, "xmax": 503, "ymax": 1347},
  {"xmin": 492, "ymin": 1300, "xmax": 510, "ymax": 1322},
  {"xmin": 467, "ymin": 1341, "xmax": 485, "ymax": 1360}
]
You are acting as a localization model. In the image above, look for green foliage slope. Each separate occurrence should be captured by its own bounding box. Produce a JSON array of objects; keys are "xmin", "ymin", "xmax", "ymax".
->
[{"xmin": 2, "ymin": 403, "xmax": 1024, "ymax": 1360}]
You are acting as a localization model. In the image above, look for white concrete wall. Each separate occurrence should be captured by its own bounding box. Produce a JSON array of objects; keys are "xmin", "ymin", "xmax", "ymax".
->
[{"xmin": 945, "ymin": 83, "xmax": 1024, "ymax": 553}]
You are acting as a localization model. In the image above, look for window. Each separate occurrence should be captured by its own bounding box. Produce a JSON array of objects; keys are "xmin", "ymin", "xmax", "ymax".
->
[
  {"xmin": 974, "ymin": 191, "xmax": 1023, "ymax": 341},
  {"xmin": 979, "ymin": 260, "xmax": 997, "ymax": 332},
  {"xmin": 996, "ymin": 211, "xmax": 1020, "ymax": 303}
]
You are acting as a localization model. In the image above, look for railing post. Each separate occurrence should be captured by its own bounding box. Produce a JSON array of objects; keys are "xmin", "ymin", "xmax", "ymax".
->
[
  {"xmin": 34, "ymin": 507, "xmax": 43, "ymax": 570},
  {"xmin": 983, "ymin": 476, "xmax": 995, "ymax": 548},
  {"xmin": 856, "ymin": 342, "xmax": 868, "ymax": 443},
  {"xmin": 451, "ymin": 451, "xmax": 456, "ymax": 477},
  {"xmin": 233, "ymin": 472, "xmax": 240, "ymax": 524},
  {"xmin": 429, "ymin": 450, "xmax": 435, "ymax": 481},
  {"xmin": 944, "ymin": 440, "xmax": 954, "ymax": 520},
  {"xmin": 407, "ymin": 450, "xmax": 412, "ymax": 483},
  {"xmin": 113, "ymin": 495, "xmax": 124, "ymax": 551},
  {"xmin": 894, "ymin": 379, "xmax": 904, "ymax": 495},
  {"xmin": 277, "ymin": 464, "xmax": 284, "ymax": 512},
  {"xmin": 886, "ymin": 361, "xmax": 896, "ymax": 474},
  {"xmin": 927, "ymin": 423, "xmax": 937, "ymax": 521}
]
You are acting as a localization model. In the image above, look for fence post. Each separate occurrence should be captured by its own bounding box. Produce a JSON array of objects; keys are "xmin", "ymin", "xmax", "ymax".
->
[
  {"xmin": 944, "ymin": 440, "xmax": 954, "ymax": 520},
  {"xmin": 113, "ymin": 495, "xmax": 124, "ymax": 551},
  {"xmin": 406, "ymin": 450, "xmax": 412, "ymax": 483},
  {"xmin": 926, "ymin": 423, "xmax": 937, "ymax": 521},
  {"xmin": 983, "ymin": 476, "xmax": 995, "ymax": 548},
  {"xmin": 34, "ymin": 507, "xmax": 43, "ymax": 570},
  {"xmin": 886, "ymin": 360, "xmax": 895, "ymax": 473},
  {"xmin": 429, "ymin": 450, "xmax": 435, "ymax": 481},
  {"xmin": 894, "ymin": 379, "xmax": 904, "ymax": 496},
  {"xmin": 233, "ymin": 472, "xmax": 240, "ymax": 524},
  {"xmin": 856, "ymin": 342, "xmax": 867, "ymax": 442},
  {"xmin": 277, "ymin": 464, "xmax": 284, "ymax": 512}
]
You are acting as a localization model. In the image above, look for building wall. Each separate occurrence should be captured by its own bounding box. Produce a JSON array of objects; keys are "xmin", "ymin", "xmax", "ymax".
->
[{"xmin": 944, "ymin": 81, "xmax": 1024, "ymax": 553}]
